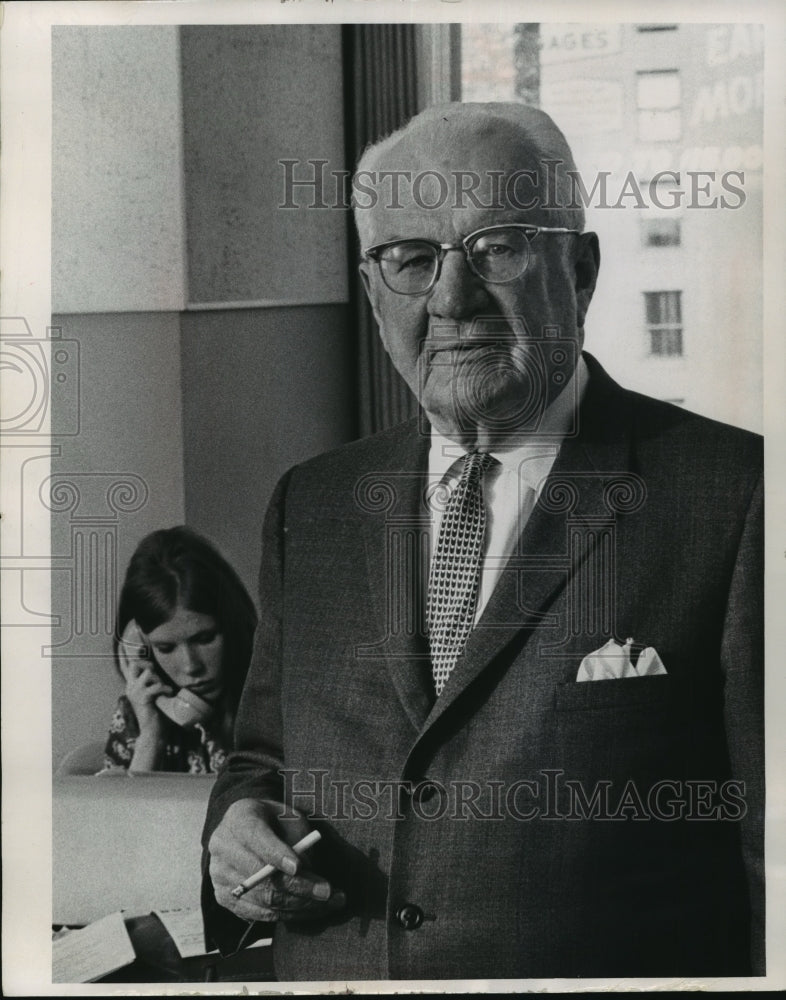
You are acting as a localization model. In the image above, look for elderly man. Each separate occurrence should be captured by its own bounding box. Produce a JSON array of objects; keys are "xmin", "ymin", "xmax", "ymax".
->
[{"xmin": 202, "ymin": 103, "xmax": 763, "ymax": 981}]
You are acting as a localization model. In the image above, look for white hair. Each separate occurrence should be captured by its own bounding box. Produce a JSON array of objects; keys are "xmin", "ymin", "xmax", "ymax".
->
[{"xmin": 353, "ymin": 102, "xmax": 585, "ymax": 245}]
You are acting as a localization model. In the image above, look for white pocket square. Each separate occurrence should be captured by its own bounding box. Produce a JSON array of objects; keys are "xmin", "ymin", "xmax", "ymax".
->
[{"xmin": 576, "ymin": 637, "xmax": 667, "ymax": 681}]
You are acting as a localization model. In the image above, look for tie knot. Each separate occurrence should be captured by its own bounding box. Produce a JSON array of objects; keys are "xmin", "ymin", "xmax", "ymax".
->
[{"xmin": 462, "ymin": 451, "xmax": 494, "ymax": 485}]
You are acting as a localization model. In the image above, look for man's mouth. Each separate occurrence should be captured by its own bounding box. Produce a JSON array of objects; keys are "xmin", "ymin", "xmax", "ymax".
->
[
  {"xmin": 425, "ymin": 339, "xmax": 488, "ymax": 355},
  {"xmin": 423, "ymin": 339, "xmax": 514, "ymax": 364},
  {"xmin": 423, "ymin": 316, "xmax": 528, "ymax": 357}
]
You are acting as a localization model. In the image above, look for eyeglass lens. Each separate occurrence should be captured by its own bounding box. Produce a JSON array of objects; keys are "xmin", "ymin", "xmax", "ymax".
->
[{"xmin": 376, "ymin": 227, "xmax": 532, "ymax": 293}]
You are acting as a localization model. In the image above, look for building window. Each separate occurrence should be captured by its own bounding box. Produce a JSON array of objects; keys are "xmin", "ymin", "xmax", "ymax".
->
[
  {"xmin": 641, "ymin": 176, "xmax": 683, "ymax": 245},
  {"xmin": 645, "ymin": 291, "xmax": 683, "ymax": 355},
  {"xmin": 636, "ymin": 70, "xmax": 681, "ymax": 141},
  {"xmin": 641, "ymin": 217, "xmax": 681, "ymax": 247}
]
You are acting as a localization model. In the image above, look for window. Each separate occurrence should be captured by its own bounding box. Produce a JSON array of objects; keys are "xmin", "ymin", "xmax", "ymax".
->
[
  {"xmin": 641, "ymin": 176, "xmax": 682, "ymax": 245},
  {"xmin": 636, "ymin": 70, "xmax": 681, "ymax": 141},
  {"xmin": 641, "ymin": 217, "xmax": 681, "ymax": 247},
  {"xmin": 645, "ymin": 291, "xmax": 683, "ymax": 355}
]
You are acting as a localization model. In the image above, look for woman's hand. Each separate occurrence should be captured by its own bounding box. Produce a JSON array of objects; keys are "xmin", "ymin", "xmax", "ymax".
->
[
  {"xmin": 118, "ymin": 620, "xmax": 174, "ymax": 770},
  {"xmin": 125, "ymin": 660, "xmax": 174, "ymax": 733}
]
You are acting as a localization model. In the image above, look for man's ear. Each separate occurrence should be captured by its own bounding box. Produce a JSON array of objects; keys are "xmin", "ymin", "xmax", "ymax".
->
[
  {"xmin": 359, "ymin": 260, "xmax": 383, "ymax": 328},
  {"xmin": 574, "ymin": 232, "xmax": 600, "ymax": 329}
]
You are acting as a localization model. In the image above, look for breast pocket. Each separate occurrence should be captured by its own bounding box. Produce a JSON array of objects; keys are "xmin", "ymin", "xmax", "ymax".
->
[
  {"xmin": 554, "ymin": 674, "xmax": 674, "ymax": 713},
  {"xmin": 552, "ymin": 676, "xmax": 688, "ymax": 779}
]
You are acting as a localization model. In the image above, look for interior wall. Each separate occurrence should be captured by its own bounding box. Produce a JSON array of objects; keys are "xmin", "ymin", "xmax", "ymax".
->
[
  {"xmin": 51, "ymin": 25, "xmax": 186, "ymax": 313},
  {"xmin": 50, "ymin": 24, "xmax": 354, "ymax": 768},
  {"xmin": 50, "ymin": 312, "xmax": 185, "ymax": 768},
  {"xmin": 51, "ymin": 25, "xmax": 188, "ymax": 768},
  {"xmin": 180, "ymin": 306, "xmax": 354, "ymax": 598},
  {"xmin": 180, "ymin": 24, "xmax": 348, "ymax": 306},
  {"xmin": 178, "ymin": 23, "xmax": 353, "ymax": 598}
]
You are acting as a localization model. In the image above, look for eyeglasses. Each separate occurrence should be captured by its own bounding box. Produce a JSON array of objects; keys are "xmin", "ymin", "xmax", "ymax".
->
[{"xmin": 363, "ymin": 223, "xmax": 581, "ymax": 296}]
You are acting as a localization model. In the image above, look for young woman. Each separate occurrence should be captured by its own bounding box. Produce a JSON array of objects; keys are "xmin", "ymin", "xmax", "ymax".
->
[{"xmin": 103, "ymin": 526, "xmax": 257, "ymax": 773}]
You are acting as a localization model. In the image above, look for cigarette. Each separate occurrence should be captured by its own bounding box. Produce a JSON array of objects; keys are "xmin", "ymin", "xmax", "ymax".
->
[{"xmin": 230, "ymin": 829, "xmax": 322, "ymax": 899}]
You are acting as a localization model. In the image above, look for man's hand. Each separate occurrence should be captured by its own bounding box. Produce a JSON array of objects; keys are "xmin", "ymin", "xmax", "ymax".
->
[{"xmin": 208, "ymin": 798, "xmax": 346, "ymax": 923}]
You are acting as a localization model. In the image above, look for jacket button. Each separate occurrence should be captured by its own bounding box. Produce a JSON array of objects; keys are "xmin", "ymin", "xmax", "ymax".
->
[{"xmin": 395, "ymin": 903, "xmax": 424, "ymax": 930}]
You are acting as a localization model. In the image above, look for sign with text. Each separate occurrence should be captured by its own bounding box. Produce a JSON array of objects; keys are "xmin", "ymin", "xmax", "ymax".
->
[{"xmin": 540, "ymin": 25, "xmax": 622, "ymax": 64}]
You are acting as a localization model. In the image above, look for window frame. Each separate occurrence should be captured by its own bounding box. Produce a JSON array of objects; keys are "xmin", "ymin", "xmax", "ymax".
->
[
  {"xmin": 644, "ymin": 290, "xmax": 684, "ymax": 356},
  {"xmin": 636, "ymin": 68, "xmax": 682, "ymax": 142}
]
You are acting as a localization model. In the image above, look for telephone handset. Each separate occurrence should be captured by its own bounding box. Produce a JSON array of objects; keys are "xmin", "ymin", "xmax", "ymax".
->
[
  {"xmin": 155, "ymin": 686, "xmax": 214, "ymax": 728},
  {"xmin": 118, "ymin": 620, "xmax": 214, "ymax": 728}
]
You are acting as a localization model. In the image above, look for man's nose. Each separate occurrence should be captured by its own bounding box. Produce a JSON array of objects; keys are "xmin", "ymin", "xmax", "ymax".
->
[{"xmin": 427, "ymin": 249, "xmax": 490, "ymax": 320}]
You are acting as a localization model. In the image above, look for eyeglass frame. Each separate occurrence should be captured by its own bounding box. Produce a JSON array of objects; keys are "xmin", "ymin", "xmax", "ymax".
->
[{"xmin": 362, "ymin": 223, "xmax": 582, "ymax": 296}]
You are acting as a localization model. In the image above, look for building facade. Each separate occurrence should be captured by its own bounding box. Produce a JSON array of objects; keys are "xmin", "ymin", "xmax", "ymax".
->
[{"xmin": 462, "ymin": 22, "xmax": 763, "ymax": 433}]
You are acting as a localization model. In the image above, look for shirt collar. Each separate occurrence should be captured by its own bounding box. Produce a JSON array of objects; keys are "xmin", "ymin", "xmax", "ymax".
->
[{"xmin": 429, "ymin": 355, "xmax": 589, "ymax": 492}]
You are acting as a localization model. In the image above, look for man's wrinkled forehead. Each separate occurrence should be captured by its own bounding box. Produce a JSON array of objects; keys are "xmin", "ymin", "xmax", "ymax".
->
[
  {"xmin": 384, "ymin": 116, "xmax": 544, "ymax": 192},
  {"xmin": 388, "ymin": 112, "xmax": 541, "ymax": 169},
  {"xmin": 358, "ymin": 115, "xmax": 558, "ymax": 241}
]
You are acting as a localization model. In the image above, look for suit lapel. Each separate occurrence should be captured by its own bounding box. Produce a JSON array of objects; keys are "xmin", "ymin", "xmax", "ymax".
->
[
  {"xmin": 356, "ymin": 419, "xmax": 435, "ymax": 733},
  {"xmin": 421, "ymin": 354, "xmax": 637, "ymax": 732}
]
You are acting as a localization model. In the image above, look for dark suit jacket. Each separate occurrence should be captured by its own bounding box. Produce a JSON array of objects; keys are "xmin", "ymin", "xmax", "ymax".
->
[{"xmin": 202, "ymin": 353, "xmax": 764, "ymax": 981}]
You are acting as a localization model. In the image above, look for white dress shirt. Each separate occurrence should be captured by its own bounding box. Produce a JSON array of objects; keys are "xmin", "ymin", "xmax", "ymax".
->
[{"xmin": 427, "ymin": 356, "xmax": 588, "ymax": 623}]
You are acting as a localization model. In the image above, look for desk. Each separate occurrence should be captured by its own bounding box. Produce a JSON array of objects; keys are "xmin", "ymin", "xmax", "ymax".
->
[
  {"xmin": 53, "ymin": 774, "xmax": 278, "ymax": 982},
  {"xmin": 53, "ymin": 773, "xmax": 214, "ymax": 925},
  {"xmin": 54, "ymin": 915, "xmax": 275, "ymax": 984},
  {"xmin": 101, "ymin": 915, "xmax": 275, "ymax": 983}
]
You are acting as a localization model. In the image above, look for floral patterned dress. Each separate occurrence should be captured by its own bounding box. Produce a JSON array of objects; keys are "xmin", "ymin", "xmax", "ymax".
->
[{"xmin": 103, "ymin": 695, "xmax": 227, "ymax": 773}]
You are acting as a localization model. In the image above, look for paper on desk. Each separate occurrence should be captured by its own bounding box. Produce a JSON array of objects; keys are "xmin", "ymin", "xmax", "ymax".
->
[
  {"xmin": 52, "ymin": 910, "xmax": 135, "ymax": 983},
  {"xmin": 154, "ymin": 906, "xmax": 212, "ymax": 958},
  {"xmin": 154, "ymin": 907, "xmax": 272, "ymax": 958}
]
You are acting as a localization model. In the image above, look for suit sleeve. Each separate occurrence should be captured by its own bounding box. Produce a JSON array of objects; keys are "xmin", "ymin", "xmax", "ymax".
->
[
  {"xmin": 200, "ymin": 467, "xmax": 294, "ymax": 955},
  {"xmin": 720, "ymin": 470, "xmax": 764, "ymax": 975}
]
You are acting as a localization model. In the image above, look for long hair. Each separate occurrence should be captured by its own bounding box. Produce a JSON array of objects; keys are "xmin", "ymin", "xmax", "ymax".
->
[{"xmin": 114, "ymin": 526, "xmax": 257, "ymax": 742}]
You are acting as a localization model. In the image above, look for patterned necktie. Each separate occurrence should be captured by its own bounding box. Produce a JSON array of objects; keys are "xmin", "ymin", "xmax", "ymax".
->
[{"xmin": 427, "ymin": 450, "xmax": 494, "ymax": 696}]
